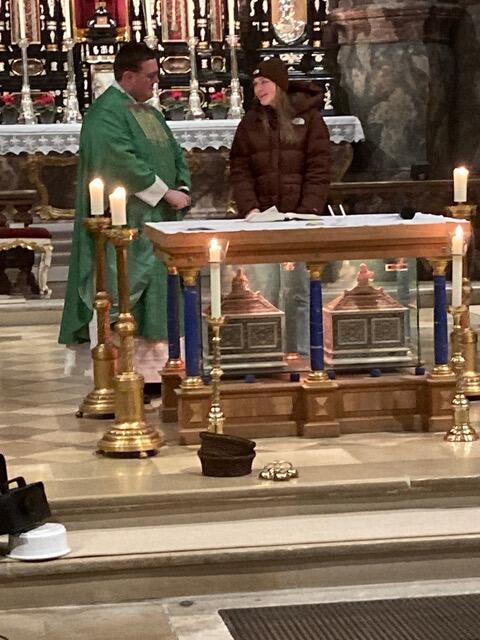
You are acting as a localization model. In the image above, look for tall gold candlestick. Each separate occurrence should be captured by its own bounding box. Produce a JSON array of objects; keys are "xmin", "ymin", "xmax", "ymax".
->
[
  {"xmin": 77, "ymin": 216, "xmax": 118, "ymax": 418},
  {"xmin": 207, "ymin": 316, "xmax": 225, "ymax": 433},
  {"xmin": 97, "ymin": 227, "xmax": 164, "ymax": 457},
  {"xmin": 445, "ymin": 203, "xmax": 480, "ymax": 395},
  {"xmin": 444, "ymin": 305, "xmax": 479, "ymax": 442}
]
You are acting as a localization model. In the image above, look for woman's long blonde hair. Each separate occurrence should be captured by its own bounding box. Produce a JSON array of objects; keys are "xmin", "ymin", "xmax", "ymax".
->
[{"xmin": 259, "ymin": 87, "xmax": 298, "ymax": 145}]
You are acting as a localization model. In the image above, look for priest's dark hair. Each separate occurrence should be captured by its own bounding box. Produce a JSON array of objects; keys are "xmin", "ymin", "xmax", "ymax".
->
[{"xmin": 113, "ymin": 42, "xmax": 156, "ymax": 82}]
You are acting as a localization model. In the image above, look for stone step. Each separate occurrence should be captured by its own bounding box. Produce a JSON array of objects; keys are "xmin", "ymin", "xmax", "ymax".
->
[
  {"xmin": 2, "ymin": 506, "xmax": 480, "ymax": 609},
  {"xmin": 45, "ymin": 448, "xmax": 480, "ymax": 531},
  {"xmin": 0, "ymin": 298, "xmax": 63, "ymax": 325}
]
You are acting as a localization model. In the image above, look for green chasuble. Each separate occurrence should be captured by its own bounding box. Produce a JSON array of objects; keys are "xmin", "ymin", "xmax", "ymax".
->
[{"xmin": 59, "ymin": 86, "xmax": 191, "ymax": 345}]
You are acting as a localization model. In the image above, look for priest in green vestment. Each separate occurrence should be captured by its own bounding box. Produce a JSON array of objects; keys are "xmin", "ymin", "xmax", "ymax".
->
[{"xmin": 59, "ymin": 43, "xmax": 191, "ymax": 379}]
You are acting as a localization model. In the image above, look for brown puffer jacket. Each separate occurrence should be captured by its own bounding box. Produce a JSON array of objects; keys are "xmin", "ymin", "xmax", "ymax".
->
[{"xmin": 230, "ymin": 82, "xmax": 331, "ymax": 217}]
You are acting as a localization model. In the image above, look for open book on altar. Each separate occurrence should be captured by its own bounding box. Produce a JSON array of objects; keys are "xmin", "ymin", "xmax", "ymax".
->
[{"xmin": 245, "ymin": 206, "xmax": 323, "ymax": 223}]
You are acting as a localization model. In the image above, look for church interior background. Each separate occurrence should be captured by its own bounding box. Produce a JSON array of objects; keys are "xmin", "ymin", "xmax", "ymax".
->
[{"xmin": 1, "ymin": 0, "xmax": 480, "ymax": 638}]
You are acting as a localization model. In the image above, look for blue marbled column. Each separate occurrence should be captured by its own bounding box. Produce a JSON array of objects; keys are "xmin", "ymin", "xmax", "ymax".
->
[
  {"xmin": 433, "ymin": 273, "xmax": 449, "ymax": 366},
  {"xmin": 167, "ymin": 269, "xmax": 181, "ymax": 362},
  {"xmin": 182, "ymin": 271, "xmax": 201, "ymax": 379},
  {"xmin": 309, "ymin": 273, "xmax": 325, "ymax": 373}
]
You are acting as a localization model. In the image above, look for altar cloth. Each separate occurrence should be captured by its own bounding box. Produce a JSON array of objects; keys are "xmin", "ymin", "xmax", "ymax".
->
[{"xmin": 148, "ymin": 213, "xmax": 465, "ymax": 235}]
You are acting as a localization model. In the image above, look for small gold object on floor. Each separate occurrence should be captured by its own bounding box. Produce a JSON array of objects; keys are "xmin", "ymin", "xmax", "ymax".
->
[
  {"xmin": 259, "ymin": 461, "xmax": 299, "ymax": 481},
  {"xmin": 444, "ymin": 305, "xmax": 479, "ymax": 443},
  {"xmin": 97, "ymin": 227, "xmax": 164, "ymax": 457},
  {"xmin": 77, "ymin": 217, "xmax": 117, "ymax": 418}
]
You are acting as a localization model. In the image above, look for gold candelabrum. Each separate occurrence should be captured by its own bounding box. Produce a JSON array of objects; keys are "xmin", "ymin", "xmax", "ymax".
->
[
  {"xmin": 226, "ymin": 35, "xmax": 244, "ymax": 119},
  {"xmin": 97, "ymin": 227, "xmax": 164, "ymax": 457},
  {"xmin": 207, "ymin": 316, "xmax": 225, "ymax": 433},
  {"xmin": 444, "ymin": 305, "xmax": 479, "ymax": 442},
  {"xmin": 186, "ymin": 36, "xmax": 205, "ymax": 120},
  {"xmin": 62, "ymin": 38, "xmax": 82, "ymax": 123},
  {"xmin": 18, "ymin": 38, "xmax": 37, "ymax": 124},
  {"xmin": 77, "ymin": 216, "xmax": 118, "ymax": 418},
  {"xmin": 445, "ymin": 203, "xmax": 480, "ymax": 394}
]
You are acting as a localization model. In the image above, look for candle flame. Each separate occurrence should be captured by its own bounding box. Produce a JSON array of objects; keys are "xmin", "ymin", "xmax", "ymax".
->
[
  {"xmin": 210, "ymin": 238, "xmax": 218, "ymax": 249},
  {"xmin": 455, "ymin": 166, "xmax": 469, "ymax": 176},
  {"xmin": 111, "ymin": 186, "xmax": 126, "ymax": 198},
  {"xmin": 455, "ymin": 224, "xmax": 464, "ymax": 238},
  {"xmin": 90, "ymin": 177, "xmax": 104, "ymax": 188}
]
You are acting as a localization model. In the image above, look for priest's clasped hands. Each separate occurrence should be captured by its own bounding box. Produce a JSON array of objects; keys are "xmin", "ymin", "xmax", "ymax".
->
[{"xmin": 165, "ymin": 190, "xmax": 191, "ymax": 210}]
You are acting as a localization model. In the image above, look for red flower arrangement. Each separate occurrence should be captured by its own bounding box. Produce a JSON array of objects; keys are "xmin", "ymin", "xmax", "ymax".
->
[
  {"xmin": 33, "ymin": 93, "xmax": 55, "ymax": 109},
  {"xmin": 0, "ymin": 93, "xmax": 16, "ymax": 107},
  {"xmin": 209, "ymin": 90, "xmax": 229, "ymax": 109},
  {"xmin": 163, "ymin": 89, "xmax": 187, "ymax": 107}
]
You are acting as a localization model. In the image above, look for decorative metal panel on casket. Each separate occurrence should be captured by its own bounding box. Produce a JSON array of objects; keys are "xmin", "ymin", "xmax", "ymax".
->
[
  {"xmin": 323, "ymin": 263, "xmax": 412, "ymax": 369},
  {"xmin": 203, "ymin": 269, "xmax": 285, "ymax": 371}
]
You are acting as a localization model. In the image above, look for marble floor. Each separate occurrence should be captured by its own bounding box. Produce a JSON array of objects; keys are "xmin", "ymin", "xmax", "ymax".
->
[
  {"xmin": 3, "ymin": 579, "xmax": 480, "ymax": 640},
  {"xmin": 2, "ymin": 318, "xmax": 480, "ymax": 639},
  {"xmin": 1, "ymin": 318, "xmax": 480, "ymax": 505}
]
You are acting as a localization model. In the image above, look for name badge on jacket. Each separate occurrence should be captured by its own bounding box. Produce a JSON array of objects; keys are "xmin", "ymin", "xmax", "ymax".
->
[{"xmin": 292, "ymin": 117, "xmax": 305, "ymax": 125}]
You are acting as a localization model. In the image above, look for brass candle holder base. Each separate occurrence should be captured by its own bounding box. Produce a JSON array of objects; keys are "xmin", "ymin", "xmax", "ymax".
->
[
  {"xmin": 460, "ymin": 327, "xmax": 480, "ymax": 396},
  {"xmin": 78, "ymin": 217, "xmax": 118, "ymax": 418},
  {"xmin": 77, "ymin": 339, "xmax": 117, "ymax": 418},
  {"xmin": 97, "ymin": 227, "xmax": 164, "ymax": 457},
  {"xmin": 97, "ymin": 371, "xmax": 164, "ymax": 457},
  {"xmin": 444, "ymin": 305, "xmax": 479, "ymax": 443},
  {"xmin": 207, "ymin": 316, "xmax": 225, "ymax": 434}
]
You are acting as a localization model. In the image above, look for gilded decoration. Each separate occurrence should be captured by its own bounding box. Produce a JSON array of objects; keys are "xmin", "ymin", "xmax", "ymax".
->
[{"xmin": 26, "ymin": 153, "xmax": 77, "ymax": 220}]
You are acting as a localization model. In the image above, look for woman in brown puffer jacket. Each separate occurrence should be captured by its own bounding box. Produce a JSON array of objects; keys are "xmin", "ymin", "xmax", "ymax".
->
[
  {"xmin": 228, "ymin": 59, "xmax": 331, "ymax": 356},
  {"xmin": 230, "ymin": 58, "xmax": 331, "ymax": 217}
]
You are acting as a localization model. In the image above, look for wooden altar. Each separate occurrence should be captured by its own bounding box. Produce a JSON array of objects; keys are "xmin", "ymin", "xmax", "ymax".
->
[{"xmin": 147, "ymin": 214, "xmax": 468, "ymax": 443}]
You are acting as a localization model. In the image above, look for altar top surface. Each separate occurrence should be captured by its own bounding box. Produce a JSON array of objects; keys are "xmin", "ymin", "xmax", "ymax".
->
[{"xmin": 145, "ymin": 213, "xmax": 470, "ymax": 269}]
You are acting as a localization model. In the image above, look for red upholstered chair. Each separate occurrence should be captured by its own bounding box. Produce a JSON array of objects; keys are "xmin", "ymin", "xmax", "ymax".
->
[{"xmin": 0, "ymin": 208, "xmax": 53, "ymax": 297}]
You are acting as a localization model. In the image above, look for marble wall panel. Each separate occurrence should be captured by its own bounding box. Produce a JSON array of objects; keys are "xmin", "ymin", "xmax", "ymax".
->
[
  {"xmin": 330, "ymin": 0, "xmax": 460, "ymax": 181},
  {"xmin": 453, "ymin": 0, "xmax": 480, "ymax": 169}
]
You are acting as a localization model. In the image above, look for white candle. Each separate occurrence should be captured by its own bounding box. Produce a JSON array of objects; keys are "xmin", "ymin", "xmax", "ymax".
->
[
  {"xmin": 209, "ymin": 238, "xmax": 222, "ymax": 318},
  {"xmin": 89, "ymin": 178, "xmax": 104, "ymax": 216},
  {"xmin": 227, "ymin": 0, "xmax": 235, "ymax": 36},
  {"xmin": 18, "ymin": 0, "xmax": 26, "ymax": 39},
  {"xmin": 451, "ymin": 224, "xmax": 464, "ymax": 307},
  {"xmin": 187, "ymin": 0, "xmax": 195, "ymax": 38},
  {"xmin": 453, "ymin": 166, "xmax": 468, "ymax": 204},
  {"xmin": 144, "ymin": 0, "xmax": 153, "ymax": 37},
  {"xmin": 62, "ymin": 0, "xmax": 72, "ymax": 40},
  {"xmin": 109, "ymin": 187, "xmax": 127, "ymax": 226}
]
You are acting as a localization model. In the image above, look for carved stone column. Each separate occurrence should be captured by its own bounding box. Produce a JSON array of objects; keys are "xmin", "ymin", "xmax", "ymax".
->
[{"xmin": 328, "ymin": 0, "xmax": 461, "ymax": 180}]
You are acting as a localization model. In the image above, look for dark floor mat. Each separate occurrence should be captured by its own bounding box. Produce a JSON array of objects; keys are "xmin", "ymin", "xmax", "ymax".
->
[{"xmin": 219, "ymin": 593, "xmax": 480, "ymax": 640}]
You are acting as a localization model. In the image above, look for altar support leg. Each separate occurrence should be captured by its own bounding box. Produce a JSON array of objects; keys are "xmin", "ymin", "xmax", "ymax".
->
[
  {"xmin": 180, "ymin": 268, "xmax": 203, "ymax": 389},
  {"xmin": 161, "ymin": 267, "xmax": 185, "ymax": 422},
  {"xmin": 430, "ymin": 259, "xmax": 451, "ymax": 377},
  {"xmin": 167, "ymin": 267, "xmax": 183, "ymax": 367},
  {"xmin": 425, "ymin": 258, "xmax": 456, "ymax": 432},
  {"xmin": 306, "ymin": 263, "xmax": 329, "ymax": 384},
  {"xmin": 302, "ymin": 263, "xmax": 339, "ymax": 437}
]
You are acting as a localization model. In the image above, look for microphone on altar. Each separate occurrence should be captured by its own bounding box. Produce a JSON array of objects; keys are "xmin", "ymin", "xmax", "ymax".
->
[{"xmin": 399, "ymin": 207, "xmax": 417, "ymax": 220}]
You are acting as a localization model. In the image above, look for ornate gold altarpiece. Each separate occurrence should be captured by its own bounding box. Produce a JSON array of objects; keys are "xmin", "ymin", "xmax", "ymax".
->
[{"xmin": 145, "ymin": 214, "xmax": 471, "ymax": 444}]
